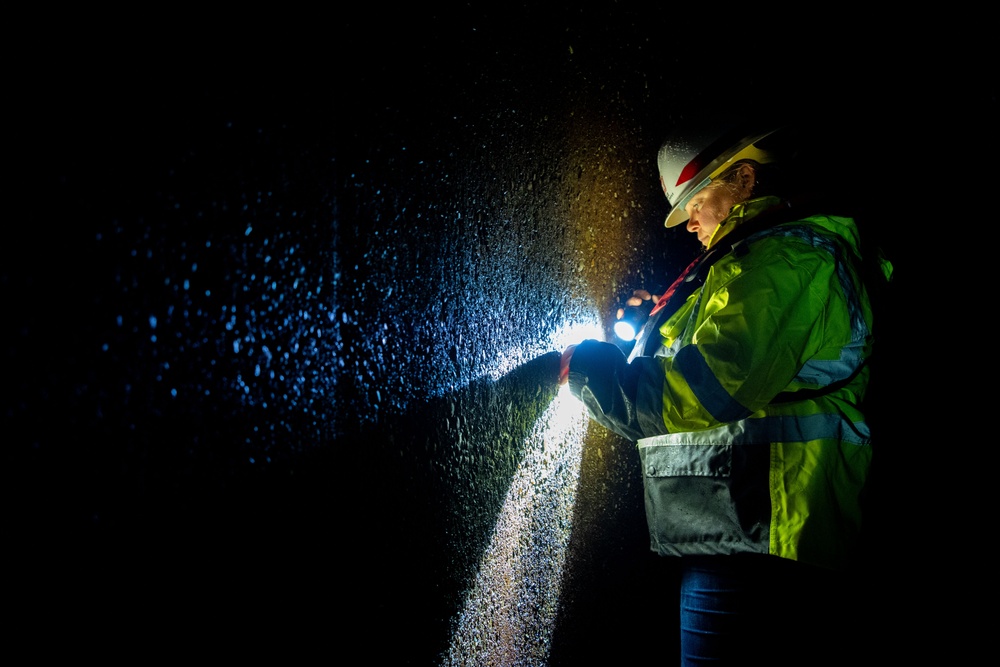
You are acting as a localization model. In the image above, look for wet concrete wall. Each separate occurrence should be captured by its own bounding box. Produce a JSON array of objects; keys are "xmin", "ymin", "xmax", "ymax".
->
[{"xmin": 7, "ymin": 7, "xmax": 987, "ymax": 666}]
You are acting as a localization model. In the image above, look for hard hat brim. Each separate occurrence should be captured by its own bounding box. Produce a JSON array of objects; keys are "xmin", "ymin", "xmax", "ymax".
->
[
  {"xmin": 664, "ymin": 205, "xmax": 690, "ymax": 228},
  {"xmin": 663, "ymin": 175, "xmax": 711, "ymax": 228}
]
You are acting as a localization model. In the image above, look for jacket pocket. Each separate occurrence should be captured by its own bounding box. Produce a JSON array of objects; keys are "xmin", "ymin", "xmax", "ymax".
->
[{"xmin": 638, "ymin": 441, "xmax": 770, "ymax": 557}]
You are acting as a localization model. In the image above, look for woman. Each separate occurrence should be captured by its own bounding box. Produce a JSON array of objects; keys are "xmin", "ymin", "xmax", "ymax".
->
[{"xmin": 559, "ymin": 118, "xmax": 892, "ymax": 664}]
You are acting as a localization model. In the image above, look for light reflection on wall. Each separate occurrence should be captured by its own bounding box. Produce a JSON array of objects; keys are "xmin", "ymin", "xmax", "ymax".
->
[
  {"xmin": 442, "ymin": 386, "xmax": 590, "ymax": 667},
  {"xmin": 548, "ymin": 320, "xmax": 605, "ymax": 354},
  {"xmin": 438, "ymin": 93, "xmax": 652, "ymax": 664},
  {"xmin": 442, "ymin": 319, "xmax": 603, "ymax": 667}
]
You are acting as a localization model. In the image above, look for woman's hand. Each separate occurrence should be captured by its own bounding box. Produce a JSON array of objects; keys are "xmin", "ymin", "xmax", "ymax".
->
[{"xmin": 616, "ymin": 289, "xmax": 660, "ymax": 320}]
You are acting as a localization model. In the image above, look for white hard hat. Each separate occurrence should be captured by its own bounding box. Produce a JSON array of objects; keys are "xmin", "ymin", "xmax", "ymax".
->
[{"xmin": 658, "ymin": 122, "xmax": 782, "ymax": 228}]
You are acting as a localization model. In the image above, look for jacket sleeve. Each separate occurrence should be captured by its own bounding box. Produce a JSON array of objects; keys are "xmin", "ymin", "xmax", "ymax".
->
[{"xmin": 566, "ymin": 339, "xmax": 667, "ymax": 442}]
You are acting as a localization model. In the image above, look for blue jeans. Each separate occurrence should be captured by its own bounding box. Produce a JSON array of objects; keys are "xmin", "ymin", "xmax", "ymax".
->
[{"xmin": 679, "ymin": 555, "xmax": 852, "ymax": 666}]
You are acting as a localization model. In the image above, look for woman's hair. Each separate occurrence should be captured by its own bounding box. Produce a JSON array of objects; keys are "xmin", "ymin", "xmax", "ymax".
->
[{"xmin": 714, "ymin": 159, "xmax": 790, "ymax": 200}]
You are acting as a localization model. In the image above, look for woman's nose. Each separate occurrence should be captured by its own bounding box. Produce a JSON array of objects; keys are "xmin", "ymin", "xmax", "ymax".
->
[{"xmin": 685, "ymin": 216, "xmax": 698, "ymax": 233}]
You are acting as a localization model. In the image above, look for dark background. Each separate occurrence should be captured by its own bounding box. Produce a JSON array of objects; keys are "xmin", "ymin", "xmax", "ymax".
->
[{"xmin": 6, "ymin": 7, "xmax": 989, "ymax": 665}]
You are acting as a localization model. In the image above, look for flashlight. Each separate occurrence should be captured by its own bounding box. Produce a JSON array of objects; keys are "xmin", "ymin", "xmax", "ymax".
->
[{"xmin": 614, "ymin": 301, "xmax": 653, "ymax": 341}]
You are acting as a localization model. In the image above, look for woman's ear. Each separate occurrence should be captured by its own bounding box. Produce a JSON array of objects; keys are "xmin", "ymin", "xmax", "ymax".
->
[{"xmin": 735, "ymin": 163, "xmax": 756, "ymax": 199}]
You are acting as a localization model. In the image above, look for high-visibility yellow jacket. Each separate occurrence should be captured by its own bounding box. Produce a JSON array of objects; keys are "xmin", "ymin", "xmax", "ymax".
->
[{"xmin": 567, "ymin": 196, "xmax": 891, "ymax": 570}]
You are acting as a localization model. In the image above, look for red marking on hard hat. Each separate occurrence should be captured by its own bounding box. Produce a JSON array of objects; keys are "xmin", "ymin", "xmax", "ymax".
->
[{"xmin": 676, "ymin": 159, "xmax": 702, "ymax": 187}]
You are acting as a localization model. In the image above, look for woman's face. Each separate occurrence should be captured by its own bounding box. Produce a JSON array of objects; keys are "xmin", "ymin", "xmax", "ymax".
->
[{"xmin": 684, "ymin": 182, "xmax": 738, "ymax": 248}]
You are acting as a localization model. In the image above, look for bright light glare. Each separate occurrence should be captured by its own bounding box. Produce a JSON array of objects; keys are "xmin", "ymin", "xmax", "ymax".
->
[
  {"xmin": 443, "ymin": 389, "xmax": 589, "ymax": 666},
  {"xmin": 613, "ymin": 319, "xmax": 636, "ymax": 341},
  {"xmin": 549, "ymin": 317, "xmax": 605, "ymax": 351}
]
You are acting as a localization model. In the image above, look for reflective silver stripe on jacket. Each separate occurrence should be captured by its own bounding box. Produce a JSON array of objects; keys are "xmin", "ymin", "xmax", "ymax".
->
[{"xmin": 637, "ymin": 412, "xmax": 871, "ymax": 454}]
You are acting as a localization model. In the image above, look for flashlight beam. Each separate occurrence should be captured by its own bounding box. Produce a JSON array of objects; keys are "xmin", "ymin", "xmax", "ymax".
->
[{"xmin": 441, "ymin": 386, "xmax": 589, "ymax": 666}]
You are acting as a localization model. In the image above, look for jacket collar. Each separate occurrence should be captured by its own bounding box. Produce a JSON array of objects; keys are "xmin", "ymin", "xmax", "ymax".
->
[{"xmin": 705, "ymin": 195, "xmax": 785, "ymax": 249}]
